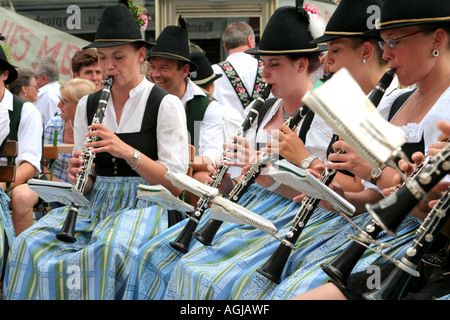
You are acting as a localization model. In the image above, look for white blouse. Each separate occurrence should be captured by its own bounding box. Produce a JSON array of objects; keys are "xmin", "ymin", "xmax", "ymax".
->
[{"xmin": 74, "ymin": 77, "xmax": 189, "ymax": 175}]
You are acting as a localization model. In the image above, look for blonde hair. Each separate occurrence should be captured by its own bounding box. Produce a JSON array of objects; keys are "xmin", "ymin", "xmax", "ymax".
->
[{"xmin": 60, "ymin": 78, "xmax": 96, "ymax": 103}]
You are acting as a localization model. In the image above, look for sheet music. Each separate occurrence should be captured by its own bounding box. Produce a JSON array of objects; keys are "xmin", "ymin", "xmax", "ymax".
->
[
  {"xmin": 136, "ymin": 184, "xmax": 194, "ymax": 212},
  {"xmin": 269, "ymin": 160, "xmax": 355, "ymax": 215},
  {"xmin": 210, "ymin": 196, "xmax": 278, "ymax": 236},
  {"xmin": 301, "ymin": 68, "xmax": 406, "ymax": 169},
  {"xmin": 165, "ymin": 171, "xmax": 219, "ymax": 198},
  {"xmin": 28, "ymin": 179, "xmax": 90, "ymax": 207}
]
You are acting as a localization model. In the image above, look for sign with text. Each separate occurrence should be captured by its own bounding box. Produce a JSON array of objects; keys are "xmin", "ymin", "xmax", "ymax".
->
[{"xmin": 0, "ymin": 7, "xmax": 90, "ymax": 83}]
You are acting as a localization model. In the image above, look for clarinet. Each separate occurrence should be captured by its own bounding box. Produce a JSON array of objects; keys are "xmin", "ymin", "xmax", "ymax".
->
[
  {"xmin": 257, "ymin": 167, "xmax": 338, "ymax": 284},
  {"xmin": 169, "ymin": 84, "xmax": 272, "ymax": 254},
  {"xmin": 192, "ymin": 73, "xmax": 334, "ymax": 246},
  {"xmin": 56, "ymin": 76, "xmax": 114, "ymax": 243},
  {"xmin": 363, "ymin": 189, "xmax": 450, "ymax": 300},
  {"xmin": 192, "ymin": 105, "xmax": 313, "ymax": 246},
  {"xmin": 322, "ymin": 144, "xmax": 450, "ymax": 287},
  {"xmin": 320, "ymin": 157, "xmax": 430, "ymax": 287},
  {"xmin": 317, "ymin": 68, "xmax": 398, "ymax": 286}
]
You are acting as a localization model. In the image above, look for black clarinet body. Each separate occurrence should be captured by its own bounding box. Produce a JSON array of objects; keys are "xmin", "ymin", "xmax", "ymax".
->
[
  {"xmin": 322, "ymin": 144, "xmax": 450, "ymax": 287},
  {"xmin": 318, "ymin": 68, "xmax": 398, "ymax": 286},
  {"xmin": 169, "ymin": 84, "xmax": 272, "ymax": 253},
  {"xmin": 56, "ymin": 76, "xmax": 114, "ymax": 243},
  {"xmin": 257, "ymin": 169, "xmax": 337, "ymax": 283},
  {"xmin": 193, "ymin": 104, "xmax": 310, "ymax": 246},
  {"xmin": 192, "ymin": 73, "xmax": 334, "ymax": 247},
  {"xmin": 363, "ymin": 190, "xmax": 450, "ymax": 300}
]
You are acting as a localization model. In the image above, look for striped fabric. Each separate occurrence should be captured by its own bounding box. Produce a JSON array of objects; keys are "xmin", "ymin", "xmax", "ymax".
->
[
  {"xmin": 3, "ymin": 176, "xmax": 170, "ymax": 300},
  {"xmin": 0, "ymin": 190, "xmax": 13, "ymax": 280},
  {"xmin": 43, "ymin": 116, "xmax": 72, "ymax": 183},
  {"xmin": 122, "ymin": 183, "xmax": 290, "ymax": 299},
  {"xmin": 233, "ymin": 213, "xmax": 420, "ymax": 300}
]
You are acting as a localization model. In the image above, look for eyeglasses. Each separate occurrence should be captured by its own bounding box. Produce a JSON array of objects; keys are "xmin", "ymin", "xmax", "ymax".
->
[
  {"xmin": 59, "ymin": 97, "xmax": 68, "ymax": 105},
  {"xmin": 378, "ymin": 30, "xmax": 423, "ymax": 50}
]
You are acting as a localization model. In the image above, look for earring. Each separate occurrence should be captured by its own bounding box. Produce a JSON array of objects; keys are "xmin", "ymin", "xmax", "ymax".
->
[
  {"xmin": 362, "ymin": 58, "xmax": 367, "ymax": 64},
  {"xmin": 432, "ymin": 47, "xmax": 439, "ymax": 57},
  {"xmin": 24, "ymin": 92, "xmax": 27, "ymax": 97}
]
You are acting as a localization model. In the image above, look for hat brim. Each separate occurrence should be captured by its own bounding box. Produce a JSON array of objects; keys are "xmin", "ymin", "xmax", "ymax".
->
[
  {"xmin": 192, "ymin": 73, "xmax": 222, "ymax": 87},
  {"xmin": 150, "ymin": 52, "xmax": 198, "ymax": 72},
  {"xmin": 84, "ymin": 39, "xmax": 155, "ymax": 49},
  {"xmin": 364, "ymin": 17, "xmax": 450, "ymax": 36},
  {"xmin": 245, "ymin": 45, "xmax": 325, "ymax": 56},
  {"xmin": 0, "ymin": 60, "xmax": 18, "ymax": 84},
  {"xmin": 311, "ymin": 31, "xmax": 371, "ymax": 44}
]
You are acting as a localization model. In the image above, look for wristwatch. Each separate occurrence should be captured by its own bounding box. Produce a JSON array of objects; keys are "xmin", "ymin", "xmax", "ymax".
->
[
  {"xmin": 301, "ymin": 155, "xmax": 318, "ymax": 169},
  {"xmin": 370, "ymin": 166, "xmax": 385, "ymax": 185}
]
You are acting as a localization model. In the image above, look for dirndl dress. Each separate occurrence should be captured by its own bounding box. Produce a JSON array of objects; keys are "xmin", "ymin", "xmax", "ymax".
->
[
  {"xmin": 122, "ymin": 183, "xmax": 295, "ymax": 300},
  {"xmin": 3, "ymin": 176, "xmax": 168, "ymax": 300}
]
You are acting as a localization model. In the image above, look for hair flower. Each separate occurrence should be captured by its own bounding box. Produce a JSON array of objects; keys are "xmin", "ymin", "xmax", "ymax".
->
[
  {"xmin": 304, "ymin": 3, "xmax": 319, "ymax": 15},
  {"xmin": 128, "ymin": 0, "xmax": 150, "ymax": 31}
]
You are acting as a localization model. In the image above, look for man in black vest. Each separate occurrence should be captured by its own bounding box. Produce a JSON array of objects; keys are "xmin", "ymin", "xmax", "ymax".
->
[
  {"xmin": 148, "ymin": 26, "xmax": 224, "ymax": 205},
  {"xmin": 0, "ymin": 46, "xmax": 43, "ymax": 235}
]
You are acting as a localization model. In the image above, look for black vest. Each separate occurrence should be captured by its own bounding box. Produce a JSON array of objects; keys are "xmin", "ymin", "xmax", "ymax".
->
[{"xmin": 86, "ymin": 85, "xmax": 168, "ymax": 177}]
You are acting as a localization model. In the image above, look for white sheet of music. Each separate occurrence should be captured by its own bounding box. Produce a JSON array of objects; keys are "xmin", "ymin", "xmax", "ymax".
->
[
  {"xmin": 301, "ymin": 68, "xmax": 406, "ymax": 169},
  {"xmin": 210, "ymin": 196, "xmax": 278, "ymax": 236},
  {"xmin": 136, "ymin": 184, "xmax": 194, "ymax": 212},
  {"xmin": 269, "ymin": 160, "xmax": 355, "ymax": 215},
  {"xmin": 28, "ymin": 179, "xmax": 90, "ymax": 207}
]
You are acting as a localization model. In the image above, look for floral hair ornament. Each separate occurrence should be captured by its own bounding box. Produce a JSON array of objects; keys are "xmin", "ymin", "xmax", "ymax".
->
[
  {"xmin": 302, "ymin": 3, "xmax": 326, "ymax": 40},
  {"xmin": 128, "ymin": 0, "xmax": 149, "ymax": 31}
]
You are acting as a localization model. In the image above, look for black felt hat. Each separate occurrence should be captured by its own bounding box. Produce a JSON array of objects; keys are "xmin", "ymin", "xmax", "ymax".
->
[
  {"xmin": 84, "ymin": 4, "xmax": 153, "ymax": 49},
  {"xmin": 311, "ymin": 0, "xmax": 384, "ymax": 44},
  {"xmin": 0, "ymin": 46, "xmax": 18, "ymax": 85},
  {"xmin": 189, "ymin": 52, "xmax": 222, "ymax": 87},
  {"xmin": 150, "ymin": 26, "xmax": 198, "ymax": 71},
  {"xmin": 365, "ymin": 0, "xmax": 450, "ymax": 34},
  {"xmin": 245, "ymin": 6, "xmax": 326, "ymax": 56}
]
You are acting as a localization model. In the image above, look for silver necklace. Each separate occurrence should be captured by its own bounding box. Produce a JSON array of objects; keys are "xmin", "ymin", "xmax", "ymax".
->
[
  {"xmin": 281, "ymin": 102, "xmax": 292, "ymax": 120},
  {"xmin": 412, "ymin": 75, "xmax": 450, "ymax": 111}
]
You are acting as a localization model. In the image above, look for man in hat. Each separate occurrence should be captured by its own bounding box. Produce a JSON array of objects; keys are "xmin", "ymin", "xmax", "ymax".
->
[
  {"xmin": 32, "ymin": 56, "xmax": 61, "ymax": 123},
  {"xmin": 0, "ymin": 45, "xmax": 43, "ymax": 235},
  {"xmin": 212, "ymin": 21, "xmax": 264, "ymax": 118},
  {"xmin": 148, "ymin": 25, "xmax": 224, "ymax": 205},
  {"xmin": 190, "ymin": 51, "xmax": 244, "ymax": 179}
]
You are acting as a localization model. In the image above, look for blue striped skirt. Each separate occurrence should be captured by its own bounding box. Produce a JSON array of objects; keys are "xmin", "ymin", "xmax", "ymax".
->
[
  {"xmin": 3, "ymin": 176, "xmax": 169, "ymax": 300},
  {"xmin": 122, "ymin": 183, "xmax": 294, "ymax": 300}
]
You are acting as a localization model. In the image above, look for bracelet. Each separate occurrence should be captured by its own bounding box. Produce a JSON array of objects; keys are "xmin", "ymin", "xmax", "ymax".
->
[
  {"xmin": 128, "ymin": 149, "xmax": 140, "ymax": 166},
  {"xmin": 128, "ymin": 149, "xmax": 141, "ymax": 170},
  {"xmin": 266, "ymin": 180, "xmax": 281, "ymax": 191}
]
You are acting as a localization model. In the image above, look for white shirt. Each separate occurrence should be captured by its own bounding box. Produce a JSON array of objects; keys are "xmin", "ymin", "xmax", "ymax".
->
[
  {"xmin": 181, "ymin": 79, "xmax": 224, "ymax": 164},
  {"xmin": 35, "ymin": 81, "xmax": 61, "ymax": 124},
  {"xmin": 244, "ymin": 98, "xmax": 333, "ymax": 163},
  {"xmin": 75, "ymin": 77, "xmax": 189, "ymax": 175},
  {"xmin": 212, "ymin": 52, "xmax": 261, "ymax": 118},
  {"xmin": 0, "ymin": 89, "xmax": 10, "ymax": 144},
  {"xmin": 0, "ymin": 89, "xmax": 43, "ymax": 175},
  {"xmin": 363, "ymin": 85, "xmax": 450, "ymax": 193}
]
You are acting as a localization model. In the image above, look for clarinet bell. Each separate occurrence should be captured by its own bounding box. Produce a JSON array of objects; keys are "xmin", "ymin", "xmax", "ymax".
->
[
  {"xmin": 170, "ymin": 219, "xmax": 199, "ymax": 254},
  {"xmin": 56, "ymin": 208, "xmax": 78, "ymax": 243},
  {"xmin": 365, "ymin": 185, "xmax": 420, "ymax": 238}
]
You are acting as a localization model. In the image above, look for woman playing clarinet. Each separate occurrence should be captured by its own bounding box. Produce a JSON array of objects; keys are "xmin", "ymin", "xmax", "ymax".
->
[{"xmin": 3, "ymin": 3, "xmax": 189, "ymax": 300}]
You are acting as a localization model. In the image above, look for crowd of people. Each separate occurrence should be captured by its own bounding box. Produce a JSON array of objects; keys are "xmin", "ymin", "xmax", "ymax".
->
[{"xmin": 0, "ymin": 0, "xmax": 449, "ymax": 302}]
